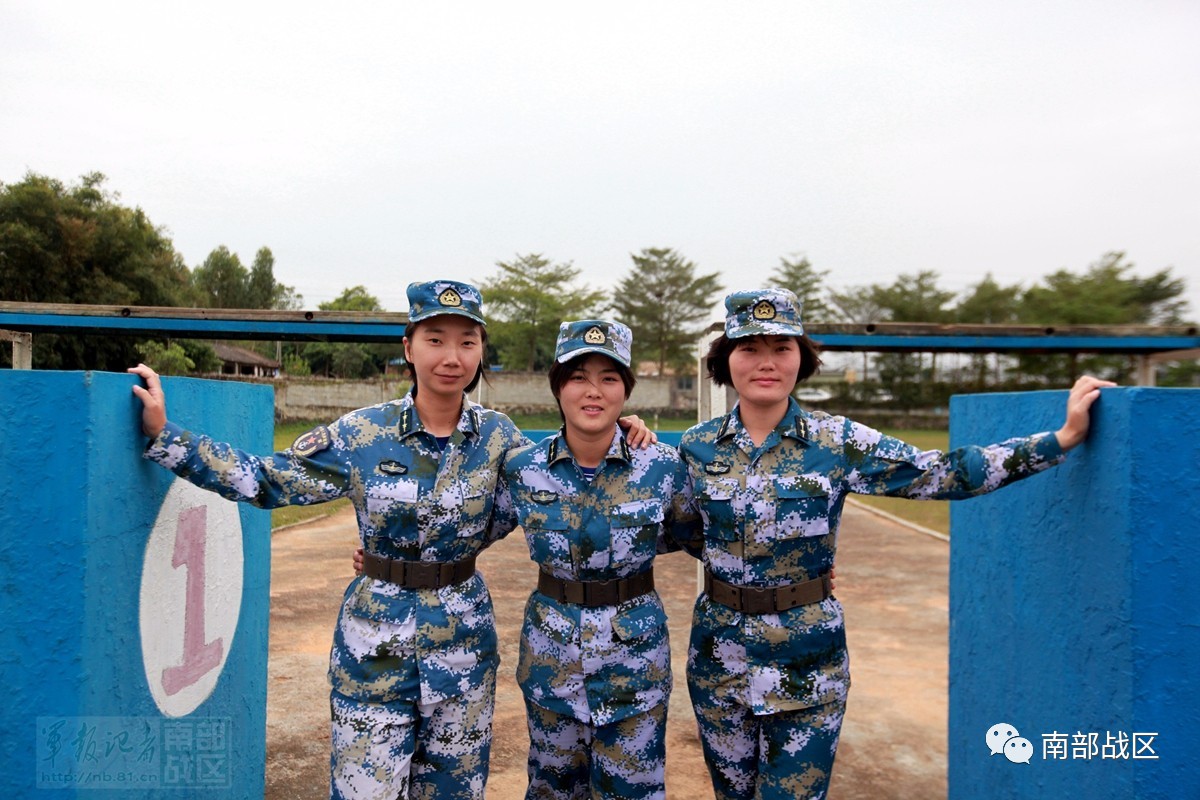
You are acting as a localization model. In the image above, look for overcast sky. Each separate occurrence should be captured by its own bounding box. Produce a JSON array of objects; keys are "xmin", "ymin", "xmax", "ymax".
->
[{"xmin": 3, "ymin": 1, "xmax": 1198, "ymax": 320}]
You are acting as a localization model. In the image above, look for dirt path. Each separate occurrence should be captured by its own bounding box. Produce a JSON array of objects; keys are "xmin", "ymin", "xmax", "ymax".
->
[{"xmin": 264, "ymin": 502, "xmax": 949, "ymax": 799}]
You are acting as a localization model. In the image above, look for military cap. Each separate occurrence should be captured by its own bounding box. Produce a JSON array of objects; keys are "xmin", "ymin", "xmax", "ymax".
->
[
  {"xmin": 554, "ymin": 319, "xmax": 632, "ymax": 367},
  {"xmin": 723, "ymin": 287, "xmax": 805, "ymax": 339},
  {"xmin": 406, "ymin": 280, "xmax": 486, "ymax": 325}
]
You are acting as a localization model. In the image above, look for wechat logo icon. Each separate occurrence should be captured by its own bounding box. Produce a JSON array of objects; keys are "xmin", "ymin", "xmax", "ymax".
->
[{"xmin": 987, "ymin": 722, "xmax": 1033, "ymax": 764}]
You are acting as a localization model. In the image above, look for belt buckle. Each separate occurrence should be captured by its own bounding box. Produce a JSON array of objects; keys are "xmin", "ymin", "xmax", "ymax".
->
[
  {"xmin": 406, "ymin": 561, "xmax": 439, "ymax": 588},
  {"xmin": 742, "ymin": 587, "xmax": 774, "ymax": 615},
  {"xmin": 586, "ymin": 578, "xmax": 616, "ymax": 607}
]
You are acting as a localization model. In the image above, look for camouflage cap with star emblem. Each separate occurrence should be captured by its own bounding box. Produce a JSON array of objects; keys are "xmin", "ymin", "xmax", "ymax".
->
[
  {"xmin": 554, "ymin": 319, "xmax": 633, "ymax": 367},
  {"xmin": 723, "ymin": 287, "xmax": 805, "ymax": 339},
  {"xmin": 406, "ymin": 280, "xmax": 486, "ymax": 325}
]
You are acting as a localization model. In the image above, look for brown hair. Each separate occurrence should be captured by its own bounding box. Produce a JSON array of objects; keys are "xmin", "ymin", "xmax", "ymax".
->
[
  {"xmin": 704, "ymin": 333, "xmax": 823, "ymax": 390},
  {"xmin": 548, "ymin": 353, "xmax": 637, "ymax": 422},
  {"xmin": 404, "ymin": 318, "xmax": 491, "ymax": 397}
]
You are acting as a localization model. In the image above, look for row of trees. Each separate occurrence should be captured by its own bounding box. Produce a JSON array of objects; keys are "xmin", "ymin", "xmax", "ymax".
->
[
  {"xmin": 479, "ymin": 249, "xmax": 1194, "ymax": 390},
  {"xmin": 2, "ymin": 172, "xmax": 1195, "ymax": 390},
  {"xmin": 0, "ymin": 173, "xmax": 299, "ymax": 370}
]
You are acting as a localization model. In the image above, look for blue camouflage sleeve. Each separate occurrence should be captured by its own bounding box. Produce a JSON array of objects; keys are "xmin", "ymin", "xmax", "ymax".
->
[
  {"xmin": 843, "ymin": 417, "xmax": 1066, "ymax": 500},
  {"xmin": 144, "ymin": 419, "xmax": 351, "ymax": 508}
]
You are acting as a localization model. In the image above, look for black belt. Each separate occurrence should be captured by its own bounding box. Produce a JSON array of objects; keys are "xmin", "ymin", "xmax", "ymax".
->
[
  {"xmin": 704, "ymin": 568, "xmax": 832, "ymax": 614},
  {"xmin": 362, "ymin": 552, "xmax": 477, "ymax": 589},
  {"xmin": 537, "ymin": 569, "xmax": 655, "ymax": 608}
]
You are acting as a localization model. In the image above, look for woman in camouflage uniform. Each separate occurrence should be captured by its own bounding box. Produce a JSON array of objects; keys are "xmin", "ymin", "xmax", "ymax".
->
[
  {"xmin": 131, "ymin": 280, "xmax": 528, "ymax": 800},
  {"xmin": 679, "ymin": 287, "xmax": 1112, "ymax": 800},
  {"xmin": 496, "ymin": 320, "xmax": 697, "ymax": 800}
]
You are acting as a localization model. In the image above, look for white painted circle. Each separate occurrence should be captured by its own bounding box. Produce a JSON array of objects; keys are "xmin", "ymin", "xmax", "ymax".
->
[{"xmin": 140, "ymin": 478, "xmax": 244, "ymax": 717}]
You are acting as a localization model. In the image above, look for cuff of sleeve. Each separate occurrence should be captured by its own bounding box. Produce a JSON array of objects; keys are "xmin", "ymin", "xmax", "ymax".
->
[
  {"xmin": 1034, "ymin": 431, "xmax": 1066, "ymax": 464},
  {"xmin": 144, "ymin": 420, "xmax": 188, "ymax": 463}
]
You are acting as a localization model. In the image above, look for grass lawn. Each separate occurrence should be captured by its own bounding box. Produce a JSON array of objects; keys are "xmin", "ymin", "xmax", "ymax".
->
[{"xmin": 850, "ymin": 429, "xmax": 950, "ymax": 535}]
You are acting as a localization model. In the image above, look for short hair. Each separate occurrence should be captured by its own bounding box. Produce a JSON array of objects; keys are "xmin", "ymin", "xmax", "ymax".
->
[
  {"xmin": 704, "ymin": 333, "xmax": 823, "ymax": 389},
  {"xmin": 548, "ymin": 353, "xmax": 637, "ymax": 423},
  {"xmin": 404, "ymin": 318, "xmax": 490, "ymax": 397}
]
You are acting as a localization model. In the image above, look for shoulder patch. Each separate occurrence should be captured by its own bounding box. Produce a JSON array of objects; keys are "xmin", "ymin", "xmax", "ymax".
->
[{"xmin": 292, "ymin": 426, "xmax": 331, "ymax": 457}]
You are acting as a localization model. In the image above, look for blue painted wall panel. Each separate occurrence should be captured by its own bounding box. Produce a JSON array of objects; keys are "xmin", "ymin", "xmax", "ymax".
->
[
  {"xmin": 948, "ymin": 388, "xmax": 1198, "ymax": 799},
  {"xmin": 0, "ymin": 371, "xmax": 272, "ymax": 798}
]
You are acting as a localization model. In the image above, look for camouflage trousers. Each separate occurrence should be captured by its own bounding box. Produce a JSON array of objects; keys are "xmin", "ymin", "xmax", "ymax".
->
[
  {"xmin": 688, "ymin": 688, "xmax": 846, "ymax": 800},
  {"xmin": 328, "ymin": 607, "xmax": 497, "ymax": 800},
  {"xmin": 329, "ymin": 675, "xmax": 496, "ymax": 800},
  {"xmin": 524, "ymin": 699, "xmax": 668, "ymax": 800}
]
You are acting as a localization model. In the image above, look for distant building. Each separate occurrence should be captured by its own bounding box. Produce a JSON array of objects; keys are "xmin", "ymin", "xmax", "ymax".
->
[{"xmin": 211, "ymin": 343, "xmax": 280, "ymax": 378}]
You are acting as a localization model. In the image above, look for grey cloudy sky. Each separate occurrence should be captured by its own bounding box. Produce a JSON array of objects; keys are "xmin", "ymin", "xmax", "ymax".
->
[{"xmin": 3, "ymin": 1, "xmax": 1198, "ymax": 319}]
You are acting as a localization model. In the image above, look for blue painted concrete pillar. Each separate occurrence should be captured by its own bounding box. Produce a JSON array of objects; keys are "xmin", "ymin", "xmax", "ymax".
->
[
  {"xmin": 0, "ymin": 370, "xmax": 273, "ymax": 798},
  {"xmin": 948, "ymin": 387, "xmax": 1199, "ymax": 800}
]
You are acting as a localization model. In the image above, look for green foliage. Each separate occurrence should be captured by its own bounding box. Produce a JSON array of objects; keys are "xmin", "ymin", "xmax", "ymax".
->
[
  {"xmin": 320, "ymin": 285, "xmax": 383, "ymax": 312},
  {"xmin": 611, "ymin": 247, "xmax": 723, "ymax": 375},
  {"xmin": 135, "ymin": 340, "xmax": 195, "ymax": 375},
  {"xmin": 481, "ymin": 254, "xmax": 607, "ymax": 372},
  {"xmin": 281, "ymin": 352, "xmax": 311, "ymax": 376},
  {"xmin": 1019, "ymin": 251, "xmax": 1186, "ymax": 325},
  {"xmin": 296, "ymin": 286, "xmax": 389, "ymax": 378},
  {"xmin": 871, "ymin": 270, "xmax": 955, "ymax": 323},
  {"xmin": 1016, "ymin": 252, "xmax": 1190, "ymax": 383},
  {"xmin": 190, "ymin": 245, "xmax": 300, "ymax": 310},
  {"xmin": 0, "ymin": 172, "xmax": 189, "ymax": 369},
  {"xmin": 767, "ymin": 255, "xmax": 831, "ymax": 322},
  {"xmin": 180, "ymin": 340, "xmax": 222, "ymax": 373}
]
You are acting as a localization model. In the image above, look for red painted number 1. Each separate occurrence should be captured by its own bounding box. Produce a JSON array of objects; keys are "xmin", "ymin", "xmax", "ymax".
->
[{"xmin": 161, "ymin": 506, "xmax": 224, "ymax": 696}]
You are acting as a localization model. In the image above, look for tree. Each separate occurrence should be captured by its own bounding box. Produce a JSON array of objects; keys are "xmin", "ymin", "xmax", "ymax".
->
[
  {"xmin": 611, "ymin": 248, "xmax": 723, "ymax": 375},
  {"xmin": 828, "ymin": 285, "xmax": 885, "ymax": 381},
  {"xmin": 1016, "ymin": 252, "xmax": 1191, "ymax": 384},
  {"xmin": 955, "ymin": 273, "xmax": 1023, "ymax": 388},
  {"xmin": 0, "ymin": 171, "xmax": 190, "ymax": 369},
  {"xmin": 480, "ymin": 254, "xmax": 607, "ymax": 372},
  {"xmin": 191, "ymin": 244, "xmax": 300, "ymax": 310},
  {"xmin": 191, "ymin": 246, "xmax": 250, "ymax": 308},
  {"xmin": 767, "ymin": 255, "xmax": 831, "ymax": 323},
  {"xmin": 870, "ymin": 270, "xmax": 955, "ymax": 390},
  {"xmin": 300, "ymin": 285, "xmax": 388, "ymax": 378},
  {"xmin": 322, "ymin": 285, "xmax": 384, "ymax": 312},
  {"xmin": 1019, "ymin": 252, "xmax": 1187, "ymax": 326},
  {"xmin": 247, "ymin": 247, "xmax": 302, "ymax": 310},
  {"xmin": 869, "ymin": 270, "xmax": 955, "ymax": 324},
  {"xmin": 135, "ymin": 341, "xmax": 194, "ymax": 375},
  {"xmin": 955, "ymin": 273, "xmax": 1022, "ymax": 324}
]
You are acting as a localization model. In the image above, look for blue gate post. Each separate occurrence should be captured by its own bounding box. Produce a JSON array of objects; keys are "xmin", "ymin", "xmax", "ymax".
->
[
  {"xmin": 0, "ymin": 371, "xmax": 273, "ymax": 798},
  {"xmin": 948, "ymin": 387, "xmax": 1199, "ymax": 799}
]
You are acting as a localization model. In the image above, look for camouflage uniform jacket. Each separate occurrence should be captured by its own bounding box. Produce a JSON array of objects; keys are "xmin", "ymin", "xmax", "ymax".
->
[
  {"xmin": 679, "ymin": 397, "xmax": 1066, "ymax": 715},
  {"xmin": 498, "ymin": 427, "xmax": 697, "ymax": 727},
  {"xmin": 145, "ymin": 391, "xmax": 527, "ymax": 704}
]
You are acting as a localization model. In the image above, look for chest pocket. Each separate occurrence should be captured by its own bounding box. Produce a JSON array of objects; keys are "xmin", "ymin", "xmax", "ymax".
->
[
  {"xmin": 364, "ymin": 478, "xmax": 419, "ymax": 538},
  {"xmin": 698, "ymin": 476, "xmax": 740, "ymax": 541},
  {"xmin": 775, "ymin": 477, "xmax": 831, "ymax": 538},
  {"xmin": 609, "ymin": 500, "xmax": 664, "ymax": 564},
  {"xmin": 523, "ymin": 503, "xmax": 572, "ymax": 568},
  {"xmin": 457, "ymin": 481, "xmax": 491, "ymax": 536}
]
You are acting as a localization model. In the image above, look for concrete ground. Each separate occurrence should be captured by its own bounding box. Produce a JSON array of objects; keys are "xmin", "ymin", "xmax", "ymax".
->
[{"xmin": 264, "ymin": 501, "xmax": 949, "ymax": 799}]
